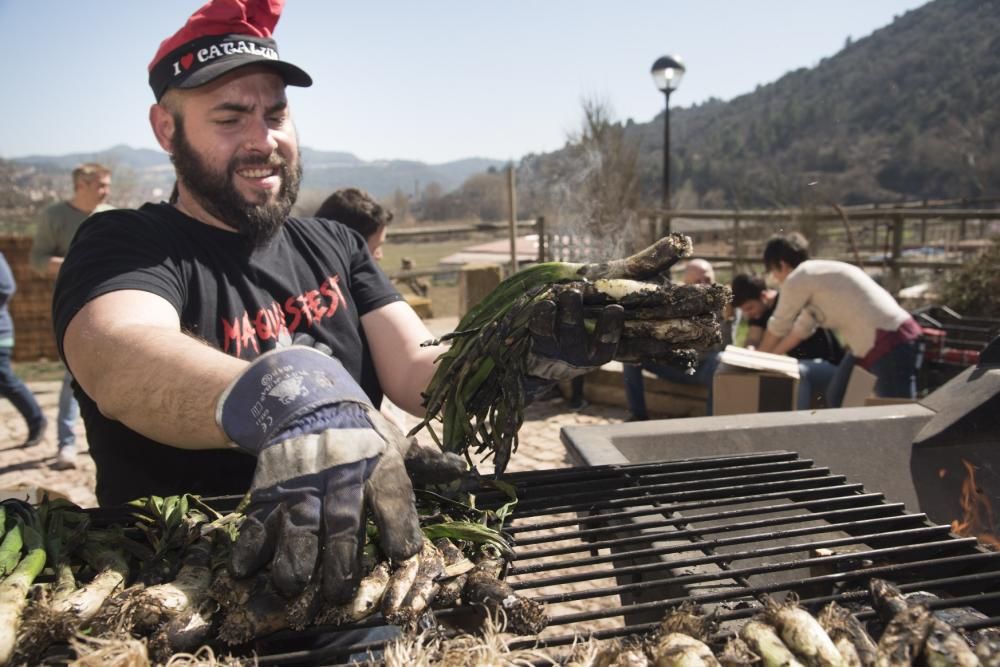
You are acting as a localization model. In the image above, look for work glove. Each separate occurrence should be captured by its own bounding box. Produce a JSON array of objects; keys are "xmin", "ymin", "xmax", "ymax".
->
[
  {"xmin": 216, "ymin": 347, "xmax": 423, "ymax": 603},
  {"xmin": 524, "ymin": 287, "xmax": 624, "ymax": 392},
  {"xmin": 278, "ymin": 332, "xmax": 469, "ymax": 486}
]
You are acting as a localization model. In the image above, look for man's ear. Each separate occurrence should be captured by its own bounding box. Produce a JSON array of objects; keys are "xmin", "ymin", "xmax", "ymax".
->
[{"xmin": 149, "ymin": 104, "xmax": 176, "ymax": 153}]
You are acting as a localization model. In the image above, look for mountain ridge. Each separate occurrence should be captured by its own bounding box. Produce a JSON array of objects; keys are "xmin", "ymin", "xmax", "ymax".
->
[
  {"xmin": 5, "ymin": 145, "xmax": 506, "ymax": 203},
  {"xmin": 6, "ymin": 0, "xmax": 997, "ymax": 221},
  {"xmin": 520, "ymin": 0, "xmax": 1000, "ymax": 210}
]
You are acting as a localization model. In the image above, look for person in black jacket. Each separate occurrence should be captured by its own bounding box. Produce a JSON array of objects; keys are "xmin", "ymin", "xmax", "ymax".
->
[{"xmin": 731, "ymin": 273, "xmax": 844, "ymax": 408}]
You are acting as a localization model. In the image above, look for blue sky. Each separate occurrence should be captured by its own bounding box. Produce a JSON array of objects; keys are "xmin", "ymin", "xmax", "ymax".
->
[{"xmin": 0, "ymin": 1, "xmax": 928, "ymax": 164}]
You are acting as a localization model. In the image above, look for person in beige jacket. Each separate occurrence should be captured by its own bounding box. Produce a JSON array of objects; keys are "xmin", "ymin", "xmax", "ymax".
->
[{"xmin": 757, "ymin": 233, "xmax": 922, "ymax": 406}]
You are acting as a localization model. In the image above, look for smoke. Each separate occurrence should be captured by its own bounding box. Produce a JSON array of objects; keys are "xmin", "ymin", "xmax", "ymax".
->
[{"xmin": 519, "ymin": 104, "xmax": 644, "ymax": 264}]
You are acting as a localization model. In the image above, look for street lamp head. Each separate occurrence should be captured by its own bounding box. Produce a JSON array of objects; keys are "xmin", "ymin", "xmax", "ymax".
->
[{"xmin": 651, "ymin": 55, "xmax": 685, "ymax": 94}]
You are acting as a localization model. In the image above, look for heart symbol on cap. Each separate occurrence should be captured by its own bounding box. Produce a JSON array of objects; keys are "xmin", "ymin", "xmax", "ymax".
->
[{"xmin": 180, "ymin": 53, "xmax": 195, "ymax": 70}]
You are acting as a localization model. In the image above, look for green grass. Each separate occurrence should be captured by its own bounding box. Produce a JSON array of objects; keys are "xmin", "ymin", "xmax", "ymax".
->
[
  {"xmin": 380, "ymin": 238, "xmax": 481, "ymax": 318},
  {"xmin": 381, "ymin": 238, "xmax": 472, "ymax": 272}
]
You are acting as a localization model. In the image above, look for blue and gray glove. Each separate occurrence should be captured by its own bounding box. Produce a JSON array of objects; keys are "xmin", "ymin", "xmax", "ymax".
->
[
  {"xmin": 216, "ymin": 347, "xmax": 423, "ymax": 603},
  {"xmin": 524, "ymin": 287, "xmax": 624, "ymax": 394}
]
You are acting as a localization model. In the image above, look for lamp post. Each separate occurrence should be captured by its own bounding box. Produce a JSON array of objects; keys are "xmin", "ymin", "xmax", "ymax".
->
[{"xmin": 651, "ymin": 55, "xmax": 685, "ymax": 233}]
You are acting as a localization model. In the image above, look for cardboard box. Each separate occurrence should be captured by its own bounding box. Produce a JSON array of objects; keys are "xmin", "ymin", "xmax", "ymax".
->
[
  {"xmin": 864, "ymin": 396, "xmax": 918, "ymax": 406},
  {"xmin": 841, "ymin": 365, "xmax": 877, "ymax": 408},
  {"xmin": 713, "ymin": 346, "xmax": 801, "ymax": 415}
]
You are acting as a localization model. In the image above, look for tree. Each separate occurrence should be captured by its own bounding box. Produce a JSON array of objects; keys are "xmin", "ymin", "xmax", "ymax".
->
[
  {"xmin": 458, "ymin": 171, "xmax": 507, "ymax": 221},
  {"xmin": 560, "ymin": 97, "xmax": 643, "ymax": 251},
  {"xmin": 939, "ymin": 238, "xmax": 1000, "ymax": 318},
  {"xmin": 416, "ymin": 181, "xmax": 448, "ymax": 221},
  {"xmin": 390, "ymin": 188, "xmax": 412, "ymax": 224}
]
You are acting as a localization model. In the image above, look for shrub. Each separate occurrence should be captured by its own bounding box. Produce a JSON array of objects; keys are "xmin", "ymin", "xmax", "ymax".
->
[{"xmin": 938, "ymin": 237, "xmax": 1000, "ymax": 318}]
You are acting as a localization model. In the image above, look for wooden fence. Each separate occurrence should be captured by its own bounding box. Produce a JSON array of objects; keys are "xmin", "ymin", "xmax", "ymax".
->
[
  {"xmin": 3, "ymin": 205, "xmax": 997, "ymax": 362},
  {"xmin": 538, "ymin": 207, "xmax": 1000, "ymax": 294}
]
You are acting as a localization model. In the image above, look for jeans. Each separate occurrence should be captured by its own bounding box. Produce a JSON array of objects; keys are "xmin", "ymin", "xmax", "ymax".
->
[
  {"xmin": 58, "ymin": 371, "xmax": 79, "ymax": 450},
  {"xmin": 796, "ymin": 358, "xmax": 837, "ymax": 409},
  {"xmin": 0, "ymin": 346, "xmax": 44, "ymax": 429},
  {"xmin": 623, "ymin": 351, "xmax": 720, "ymax": 419},
  {"xmin": 870, "ymin": 339, "xmax": 921, "ymax": 399},
  {"xmin": 826, "ymin": 340, "xmax": 921, "ymax": 407}
]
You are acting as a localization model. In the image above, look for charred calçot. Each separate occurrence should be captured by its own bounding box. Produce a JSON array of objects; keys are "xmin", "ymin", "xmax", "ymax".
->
[{"xmin": 409, "ymin": 233, "xmax": 730, "ymax": 476}]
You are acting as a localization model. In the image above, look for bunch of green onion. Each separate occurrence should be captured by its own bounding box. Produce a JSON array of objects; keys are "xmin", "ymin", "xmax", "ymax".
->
[{"xmin": 409, "ymin": 233, "xmax": 730, "ymax": 475}]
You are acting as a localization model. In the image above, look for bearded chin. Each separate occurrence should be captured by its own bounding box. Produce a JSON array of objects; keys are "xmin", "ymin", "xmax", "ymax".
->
[{"xmin": 170, "ymin": 118, "xmax": 302, "ymax": 250}]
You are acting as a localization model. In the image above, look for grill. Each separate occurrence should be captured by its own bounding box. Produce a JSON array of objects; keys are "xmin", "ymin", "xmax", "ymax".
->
[{"xmin": 209, "ymin": 450, "xmax": 1000, "ymax": 665}]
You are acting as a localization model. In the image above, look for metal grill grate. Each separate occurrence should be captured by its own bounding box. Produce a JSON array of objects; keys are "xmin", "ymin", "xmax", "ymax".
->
[
  {"xmin": 486, "ymin": 451, "xmax": 1000, "ymax": 651},
  {"xmin": 95, "ymin": 451, "xmax": 1000, "ymax": 665}
]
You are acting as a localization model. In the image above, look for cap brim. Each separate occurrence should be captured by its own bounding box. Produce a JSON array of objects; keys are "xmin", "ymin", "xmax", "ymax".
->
[{"xmin": 175, "ymin": 55, "xmax": 312, "ymax": 91}]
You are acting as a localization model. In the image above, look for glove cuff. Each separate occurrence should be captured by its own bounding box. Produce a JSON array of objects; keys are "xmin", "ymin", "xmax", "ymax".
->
[{"xmin": 216, "ymin": 347, "xmax": 372, "ymax": 454}]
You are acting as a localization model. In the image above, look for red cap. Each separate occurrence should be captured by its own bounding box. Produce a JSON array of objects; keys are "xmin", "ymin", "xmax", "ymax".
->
[{"xmin": 148, "ymin": 0, "xmax": 311, "ymax": 101}]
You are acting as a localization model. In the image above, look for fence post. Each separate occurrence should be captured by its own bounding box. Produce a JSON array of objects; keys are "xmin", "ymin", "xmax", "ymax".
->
[
  {"xmin": 507, "ymin": 166, "xmax": 518, "ymax": 274},
  {"xmin": 889, "ymin": 213, "xmax": 904, "ymax": 294},
  {"xmin": 459, "ymin": 264, "xmax": 503, "ymax": 317},
  {"xmin": 732, "ymin": 214, "xmax": 742, "ymax": 273},
  {"xmin": 536, "ymin": 216, "xmax": 546, "ymax": 263}
]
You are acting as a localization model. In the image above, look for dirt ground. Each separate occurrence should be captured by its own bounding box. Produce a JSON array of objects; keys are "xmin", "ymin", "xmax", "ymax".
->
[{"xmin": 0, "ymin": 379, "xmax": 98, "ymax": 507}]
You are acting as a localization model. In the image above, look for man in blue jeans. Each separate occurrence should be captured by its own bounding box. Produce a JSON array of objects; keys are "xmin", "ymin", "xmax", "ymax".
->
[
  {"xmin": 623, "ymin": 259, "xmax": 722, "ymax": 420},
  {"xmin": 757, "ymin": 233, "xmax": 922, "ymax": 404},
  {"xmin": 0, "ymin": 252, "xmax": 47, "ymax": 447},
  {"xmin": 30, "ymin": 162, "xmax": 112, "ymax": 469}
]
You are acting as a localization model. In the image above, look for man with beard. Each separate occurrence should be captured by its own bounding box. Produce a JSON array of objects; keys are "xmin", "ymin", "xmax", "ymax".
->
[{"xmin": 52, "ymin": 0, "xmax": 623, "ymax": 609}]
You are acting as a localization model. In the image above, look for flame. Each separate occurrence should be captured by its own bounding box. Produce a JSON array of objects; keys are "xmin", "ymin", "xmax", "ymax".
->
[{"xmin": 950, "ymin": 459, "xmax": 1000, "ymax": 549}]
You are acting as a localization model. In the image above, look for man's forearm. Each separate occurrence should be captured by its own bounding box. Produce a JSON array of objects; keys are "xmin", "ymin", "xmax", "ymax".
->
[
  {"xmin": 362, "ymin": 300, "xmax": 445, "ymax": 416},
  {"xmin": 389, "ymin": 344, "xmax": 443, "ymax": 416},
  {"xmin": 91, "ymin": 330, "xmax": 242, "ymax": 449},
  {"xmin": 757, "ymin": 329, "xmax": 782, "ymax": 353},
  {"xmin": 64, "ymin": 291, "xmax": 245, "ymax": 450},
  {"xmin": 773, "ymin": 332, "xmax": 804, "ymax": 356},
  {"xmin": 759, "ymin": 329, "xmax": 803, "ymax": 356}
]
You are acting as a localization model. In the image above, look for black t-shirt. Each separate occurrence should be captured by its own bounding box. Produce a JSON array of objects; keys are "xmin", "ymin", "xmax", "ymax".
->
[
  {"xmin": 53, "ymin": 203, "xmax": 403, "ymax": 506},
  {"xmin": 751, "ymin": 295, "xmax": 845, "ymax": 364}
]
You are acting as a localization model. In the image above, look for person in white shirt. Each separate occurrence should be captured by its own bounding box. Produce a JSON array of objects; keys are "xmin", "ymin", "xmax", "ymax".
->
[{"xmin": 757, "ymin": 233, "xmax": 922, "ymax": 405}]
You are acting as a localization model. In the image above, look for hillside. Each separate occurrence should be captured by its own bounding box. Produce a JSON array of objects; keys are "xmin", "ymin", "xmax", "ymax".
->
[
  {"xmin": 523, "ymin": 0, "xmax": 1000, "ymax": 210},
  {"xmin": 1, "ymin": 146, "xmax": 503, "ymax": 230}
]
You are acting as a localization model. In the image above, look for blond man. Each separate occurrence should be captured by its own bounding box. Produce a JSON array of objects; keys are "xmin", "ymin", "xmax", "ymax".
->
[{"xmin": 30, "ymin": 162, "xmax": 113, "ymax": 469}]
